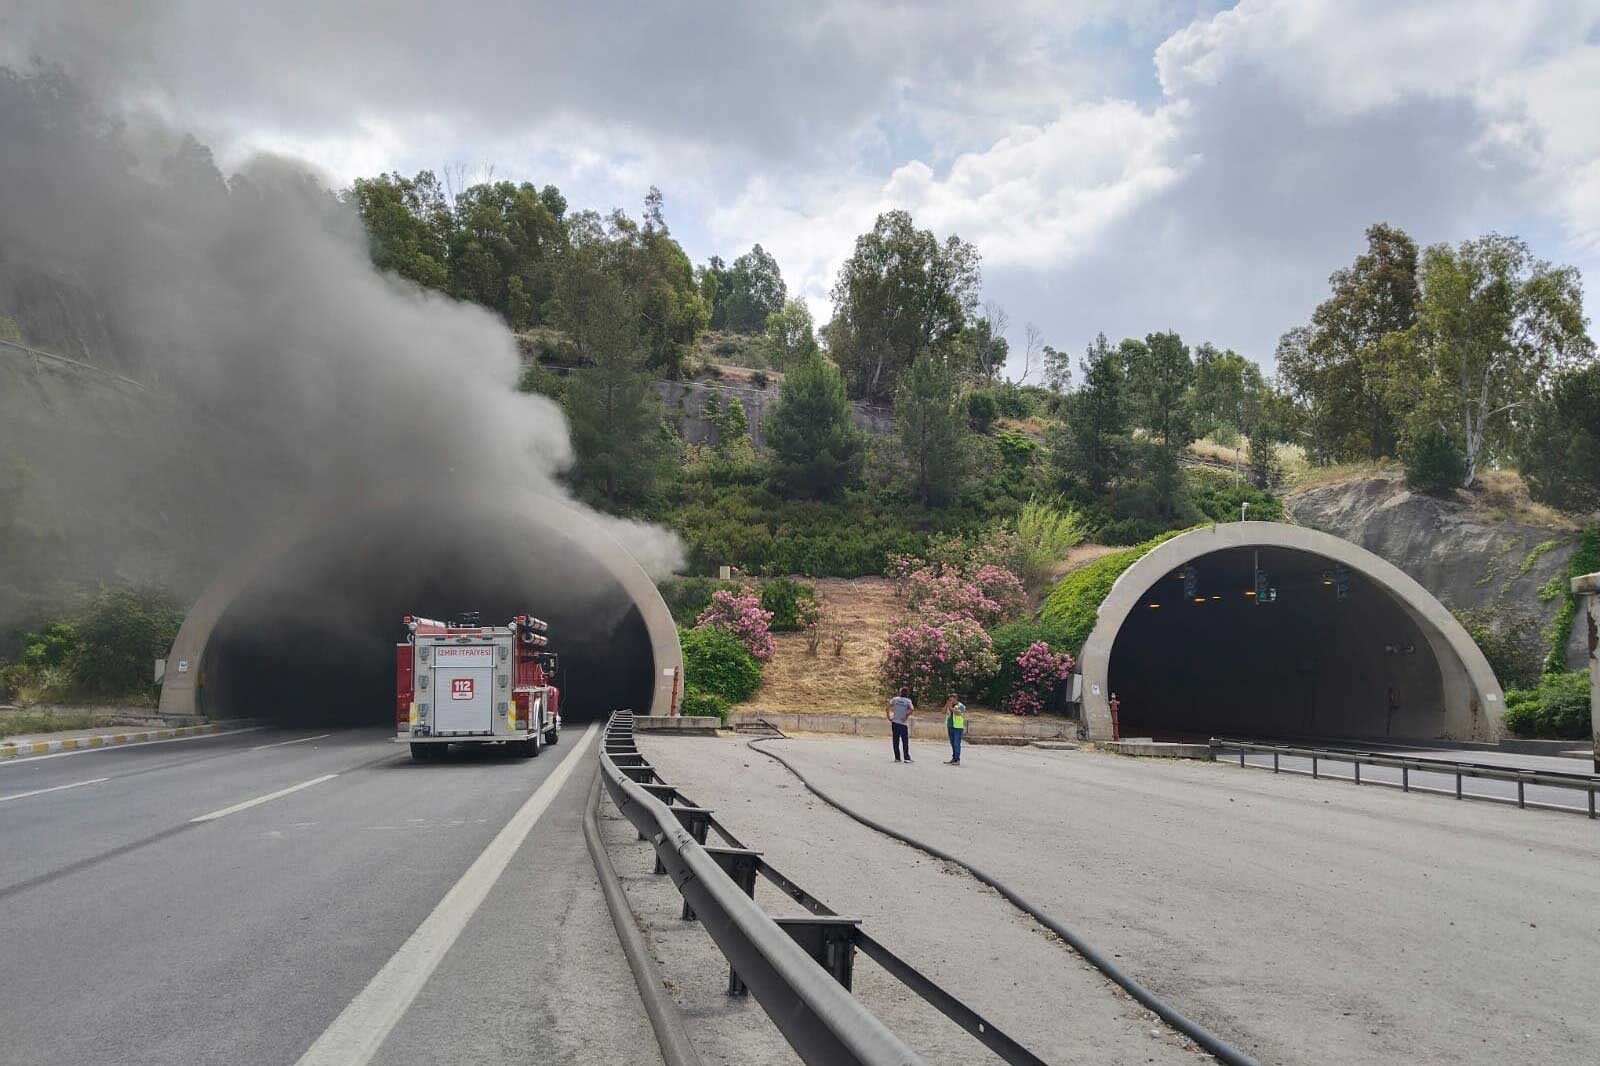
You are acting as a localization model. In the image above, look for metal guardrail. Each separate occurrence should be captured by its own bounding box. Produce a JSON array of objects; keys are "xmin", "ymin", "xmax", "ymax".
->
[
  {"xmin": 599, "ymin": 712, "xmax": 1051, "ymax": 1066},
  {"xmin": 0, "ymin": 336, "xmax": 152, "ymax": 393},
  {"xmin": 1211, "ymin": 737, "xmax": 1599, "ymax": 818}
]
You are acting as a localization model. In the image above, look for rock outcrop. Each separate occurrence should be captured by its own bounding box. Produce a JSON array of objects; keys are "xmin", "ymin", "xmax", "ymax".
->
[{"xmin": 1285, "ymin": 473, "xmax": 1588, "ymax": 670}]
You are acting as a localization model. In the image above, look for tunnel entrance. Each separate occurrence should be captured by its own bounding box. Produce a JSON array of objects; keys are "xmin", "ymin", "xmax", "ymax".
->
[
  {"xmin": 1107, "ymin": 545, "xmax": 1448, "ymax": 741},
  {"xmin": 197, "ymin": 504, "xmax": 656, "ymax": 728}
]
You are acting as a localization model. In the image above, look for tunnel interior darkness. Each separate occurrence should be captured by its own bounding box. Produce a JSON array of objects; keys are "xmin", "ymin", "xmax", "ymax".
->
[
  {"xmin": 1108, "ymin": 546, "xmax": 1445, "ymax": 740},
  {"xmin": 200, "ymin": 506, "xmax": 655, "ymax": 727}
]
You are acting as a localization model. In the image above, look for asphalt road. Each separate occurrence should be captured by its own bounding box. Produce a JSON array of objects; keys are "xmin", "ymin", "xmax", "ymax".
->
[
  {"xmin": 0, "ymin": 723, "xmax": 662, "ymax": 1066},
  {"xmin": 645, "ymin": 733, "xmax": 1600, "ymax": 1066}
]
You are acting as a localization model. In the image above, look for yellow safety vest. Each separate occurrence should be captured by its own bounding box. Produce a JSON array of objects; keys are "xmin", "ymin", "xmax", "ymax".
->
[{"xmin": 947, "ymin": 705, "xmax": 965, "ymax": 730}]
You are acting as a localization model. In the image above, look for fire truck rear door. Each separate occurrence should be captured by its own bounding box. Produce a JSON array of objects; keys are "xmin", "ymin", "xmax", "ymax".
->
[{"xmin": 432, "ymin": 644, "xmax": 494, "ymax": 735}]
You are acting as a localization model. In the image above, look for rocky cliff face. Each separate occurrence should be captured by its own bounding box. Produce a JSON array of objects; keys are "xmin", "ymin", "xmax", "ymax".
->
[{"xmin": 1285, "ymin": 474, "xmax": 1588, "ymax": 669}]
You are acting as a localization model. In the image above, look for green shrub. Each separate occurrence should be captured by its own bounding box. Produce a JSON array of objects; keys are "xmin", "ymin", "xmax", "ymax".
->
[
  {"xmin": 679, "ymin": 684, "xmax": 730, "ymax": 723},
  {"xmin": 1014, "ymin": 499, "xmax": 1087, "ymax": 588},
  {"xmin": 991, "ymin": 381, "xmax": 1035, "ymax": 419},
  {"xmin": 1187, "ymin": 469, "xmax": 1284, "ymax": 524},
  {"xmin": 1545, "ymin": 527, "xmax": 1599, "ymax": 674},
  {"xmin": 1502, "ymin": 672, "xmax": 1589, "ymax": 738},
  {"xmin": 1454, "ymin": 607, "xmax": 1545, "ymax": 691},
  {"xmin": 657, "ymin": 576, "xmax": 737, "ymax": 626},
  {"xmin": 679, "ymin": 626, "xmax": 763, "ymax": 703},
  {"xmin": 1038, "ymin": 529, "xmax": 1191, "ymax": 653},
  {"xmin": 0, "ymin": 587, "xmax": 182, "ymax": 705},
  {"xmin": 966, "ymin": 390, "xmax": 999, "ymax": 433},
  {"xmin": 759, "ymin": 577, "xmax": 819, "ymax": 632},
  {"xmin": 996, "ymin": 431, "xmax": 1038, "ymax": 470},
  {"xmin": 980, "ymin": 619, "xmax": 1072, "ymax": 704},
  {"xmin": 71, "ymin": 587, "xmax": 184, "ymax": 698},
  {"xmin": 1404, "ymin": 429, "xmax": 1466, "ymax": 496}
]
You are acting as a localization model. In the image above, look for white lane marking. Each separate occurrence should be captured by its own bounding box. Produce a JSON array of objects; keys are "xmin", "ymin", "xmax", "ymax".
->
[
  {"xmin": 0, "ymin": 727, "xmax": 264, "ymax": 766},
  {"xmin": 0, "ymin": 777, "xmax": 110, "ymax": 803},
  {"xmin": 293, "ymin": 723, "xmax": 599, "ymax": 1066},
  {"xmin": 190, "ymin": 773, "xmax": 340, "ymax": 822},
  {"xmin": 251, "ymin": 733, "xmax": 332, "ymax": 751}
]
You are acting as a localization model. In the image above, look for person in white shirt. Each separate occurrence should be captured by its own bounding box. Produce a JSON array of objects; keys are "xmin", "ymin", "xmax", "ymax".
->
[{"xmin": 886, "ymin": 687, "xmax": 915, "ymax": 763}]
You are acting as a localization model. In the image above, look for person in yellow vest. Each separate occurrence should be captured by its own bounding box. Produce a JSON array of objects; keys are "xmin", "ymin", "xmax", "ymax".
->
[{"xmin": 943, "ymin": 694, "xmax": 966, "ymax": 765}]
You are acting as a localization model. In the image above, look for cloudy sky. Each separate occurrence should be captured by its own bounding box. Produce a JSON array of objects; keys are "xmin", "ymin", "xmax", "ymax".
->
[{"xmin": 6, "ymin": 0, "xmax": 1600, "ymax": 373}]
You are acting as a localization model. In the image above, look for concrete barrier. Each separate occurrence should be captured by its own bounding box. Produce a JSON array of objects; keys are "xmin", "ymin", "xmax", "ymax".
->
[
  {"xmin": 1100, "ymin": 739, "xmax": 1214, "ymax": 760},
  {"xmin": 634, "ymin": 715, "xmax": 721, "ymax": 734},
  {"xmin": 729, "ymin": 710, "xmax": 1074, "ymax": 742}
]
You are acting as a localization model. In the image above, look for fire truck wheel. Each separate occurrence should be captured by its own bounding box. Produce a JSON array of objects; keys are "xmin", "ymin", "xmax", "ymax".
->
[
  {"xmin": 546, "ymin": 724, "xmax": 559, "ymax": 746},
  {"xmin": 517, "ymin": 735, "xmax": 539, "ymax": 758}
]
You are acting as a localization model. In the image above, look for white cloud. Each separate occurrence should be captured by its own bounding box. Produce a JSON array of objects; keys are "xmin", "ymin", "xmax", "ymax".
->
[{"xmin": 7, "ymin": 0, "xmax": 1600, "ymax": 366}]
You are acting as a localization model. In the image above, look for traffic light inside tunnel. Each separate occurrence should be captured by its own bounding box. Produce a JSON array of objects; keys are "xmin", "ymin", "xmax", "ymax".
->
[
  {"xmin": 199, "ymin": 507, "xmax": 656, "ymax": 727},
  {"xmin": 1107, "ymin": 546, "xmax": 1445, "ymax": 741}
]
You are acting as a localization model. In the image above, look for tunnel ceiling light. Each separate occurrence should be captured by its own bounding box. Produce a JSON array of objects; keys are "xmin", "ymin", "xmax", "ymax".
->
[
  {"xmin": 1148, "ymin": 602, "xmax": 1161, "ymax": 608},
  {"xmin": 1193, "ymin": 596, "xmax": 1206, "ymax": 604},
  {"xmin": 1210, "ymin": 595, "xmax": 1221, "ymax": 601}
]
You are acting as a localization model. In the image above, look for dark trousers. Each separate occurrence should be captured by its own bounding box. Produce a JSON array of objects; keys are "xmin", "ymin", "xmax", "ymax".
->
[
  {"xmin": 948, "ymin": 725, "xmax": 963, "ymax": 762},
  {"xmin": 891, "ymin": 721, "xmax": 910, "ymax": 761}
]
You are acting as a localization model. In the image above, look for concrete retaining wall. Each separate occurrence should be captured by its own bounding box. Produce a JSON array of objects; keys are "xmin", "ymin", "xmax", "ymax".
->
[
  {"xmin": 634, "ymin": 715, "xmax": 720, "ymax": 733},
  {"xmin": 729, "ymin": 710, "xmax": 1072, "ymax": 741}
]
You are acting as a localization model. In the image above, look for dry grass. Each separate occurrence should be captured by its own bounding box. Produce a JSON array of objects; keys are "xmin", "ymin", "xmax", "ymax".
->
[
  {"xmin": 1469, "ymin": 468, "xmax": 1587, "ymax": 529},
  {"xmin": 1186, "ymin": 437, "xmax": 1242, "ymax": 464},
  {"xmin": 996, "ymin": 415, "xmax": 1050, "ymax": 439},
  {"xmin": 737, "ymin": 578, "xmax": 897, "ymax": 718},
  {"xmin": 735, "ymin": 577, "xmax": 1017, "ymax": 724},
  {"xmin": 1284, "ymin": 457, "xmax": 1401, "ymax": 492}
]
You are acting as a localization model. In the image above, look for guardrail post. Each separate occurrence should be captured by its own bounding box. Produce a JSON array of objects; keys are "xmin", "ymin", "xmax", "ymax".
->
[
  {"xmin": 655, "ymin": 806, "xmax": 713, "ymax": 874},
  {"xmin": 686, "ymin": 846, "xmax": 761, "ymax": 921},
  {"xmin": 1455, "ymin": 772, "xmax": 1462, "ymax": 800},
  {"xmin": 1272, "ymin": 750, "xmax": 1279, "ymax": 773},
  {"xmin": 1353, "ymin": 761, "xmax": 1360, "ymax": 785},
  {"xmin": 1311, "ymin": 755, "xmax": 1318, "ymax": 779},
  {"xmin": 1402, "ymin": 766, "xmax": 1409, "ymax": 792},
  {"xmin": 772, "ymin": 917, "xmax": 863, "ymax": 991},
  {"xmin": 1517, "ymin": 779, "xmax": 1525, "ymax": 808},
  {"xmin": 1590, "ymin": 789, "xmax": 1596, "ymax": 819}
]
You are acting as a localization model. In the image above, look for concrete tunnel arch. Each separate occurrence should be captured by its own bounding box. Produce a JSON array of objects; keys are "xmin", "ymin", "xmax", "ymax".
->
[
  {"xmin": 1077, "ymin": 522, "xmax": 1504, "ymax": 743},
  {"xmin": 159, "ymin": 489, "xmax": 681, "ymax": 725}
]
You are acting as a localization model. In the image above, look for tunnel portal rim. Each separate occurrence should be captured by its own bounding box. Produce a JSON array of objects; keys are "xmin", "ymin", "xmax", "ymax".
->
[
  {"xmin": 158, "ymin": 489, "xmax": 682, "ymax": 721},
  {"xmin": 1077, "ymin": 522, "xmax": 1504, "ymax": 743}
]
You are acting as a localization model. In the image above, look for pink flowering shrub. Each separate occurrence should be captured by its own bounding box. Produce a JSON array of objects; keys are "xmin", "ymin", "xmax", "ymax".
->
[
  {"xmin": 885, "ymin": 552, "xmax": 920, "ymax": 592},
  {"xmin": 971, "ymin": 565, "xmax": 1027, "ymax": 622},
  {"xmin": 880, "ymin": 613, "xmax": 999, "ymax": 701},
  {"xmin": 695, "ymin": 588, "xmax": 775, "ymax": 662},
  {"xmin": 1003, "ymin": 641, "xmax": 1074, "ymax": 715},
  {"xmin": 903, "ymin": 567, "xmax": 1001, "ymax": 626}
]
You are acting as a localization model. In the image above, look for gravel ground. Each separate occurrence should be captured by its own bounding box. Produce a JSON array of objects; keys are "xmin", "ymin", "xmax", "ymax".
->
[
  {"xmin": 622, "ymin": 736, "xmax": 1207, "ymax": 1065},
  {"xmin": 639, "ymin": 733, "xmax": 1600, "ymax": 1066}
]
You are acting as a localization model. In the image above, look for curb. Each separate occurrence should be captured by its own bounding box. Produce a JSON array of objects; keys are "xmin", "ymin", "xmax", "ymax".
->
[
  {"xmin": 0, "ymin": 723, "xmax": 232, "ymax": 759},
  {"xmin": 581, "ymin": 761, "xmax": 706, "ymax": 1066}
]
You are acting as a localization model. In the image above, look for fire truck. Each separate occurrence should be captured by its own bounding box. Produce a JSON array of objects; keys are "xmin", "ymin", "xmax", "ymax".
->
[{"xmin": 396, "ymin": 612, "xmax": 562, "ymax": 761}]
